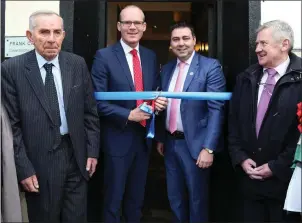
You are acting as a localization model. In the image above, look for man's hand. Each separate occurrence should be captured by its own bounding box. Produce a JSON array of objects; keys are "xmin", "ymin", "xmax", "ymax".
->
[
  {"xmin": 155, "ymin": 97, "xmax": 168, "ymax": 112},
  {"xmin": 241, "ymin": 159, "xmax": 263, "ymax": 180},
  {"xmin": 21, "ymin": 175, "xmax": 39, "ymax": 193},
  {"xmin": 128, "ymin": 106, "xmax": 151, "ymax": 122},
  {"xmin": 86, "ymin": 158, "xmax": 98, "ymax": 177},
  {"xmin": 253, "ymin": 163, "xmax": 273, "ymax": 179},
  {"xmin": 196, "ymin": 149, "xmax": 213, "ymax": 168},
  {"xmin": 157, "ymin": 142, "xmax": 164, "ymax": 156}
]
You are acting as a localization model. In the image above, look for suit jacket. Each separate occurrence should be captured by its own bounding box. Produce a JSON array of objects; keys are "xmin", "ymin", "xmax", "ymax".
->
[
  {"xmin": 228, "ymin": 53, "xmax": 302, "ymax": 200},
  {"xmin": 158, "ymin": 53, "xmax": 226, "ymax": 159},
  {"xmin": 1, "ymin": 50, "xmax": 100, "ymax": 183},
  {"xmin": 91, "ymin": 42, "xmax": 158, "ymax": 156},
  {"xmin": 1, "ymin": 103, "xmax": 23, "ymax": 222}
]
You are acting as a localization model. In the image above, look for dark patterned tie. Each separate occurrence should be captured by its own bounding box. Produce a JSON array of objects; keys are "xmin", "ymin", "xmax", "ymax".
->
[{"xmin": 44, "ymin": 63, "xmax": 62, "ymax": 148}]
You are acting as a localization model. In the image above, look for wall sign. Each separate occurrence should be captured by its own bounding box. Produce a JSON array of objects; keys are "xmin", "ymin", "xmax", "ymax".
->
[{"xmin": 5, "ymin": 36, "xmax": 34, "ymax": 57}]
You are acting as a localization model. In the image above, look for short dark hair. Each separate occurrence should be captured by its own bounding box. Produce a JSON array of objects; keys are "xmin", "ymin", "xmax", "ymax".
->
[{"xmin": 170, "ymin": 21, "xmax": 196, "ymax": 37}]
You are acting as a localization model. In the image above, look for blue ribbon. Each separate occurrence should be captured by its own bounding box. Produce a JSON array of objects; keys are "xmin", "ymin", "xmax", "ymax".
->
[
  {"xmin": 139, "ymin": 103, "xmax": 155, "ymax": 139},
  {"xmin": 94, "ymin": 91, "xmax": 232, "ymax": 100},
  {"xmin": 94, "ymin": 91, "xmax": 232, "ymax": 139}
]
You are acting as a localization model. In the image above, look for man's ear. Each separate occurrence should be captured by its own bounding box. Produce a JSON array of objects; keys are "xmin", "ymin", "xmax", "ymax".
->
[
  {"xmin": 26, "ymin": 30, "xmax": 34, "ymax": 43},
  {"xmin": 142, "ymin": 22, "xmax": 147, "ymax": 32},
  {"xmin": 281, "ymin": 39, "xmax": 290, "ymax": 52},
  {"xmin": 62, "ymin": 30, "xmax": 66, "ymax": 40},
  {"xmin": 117, "ymin": 22, "xmax": 121, "ymax": 32}
]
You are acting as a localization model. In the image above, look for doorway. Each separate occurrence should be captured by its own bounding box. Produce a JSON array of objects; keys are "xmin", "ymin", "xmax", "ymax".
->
[
  {"xmin": 84, "ymin": 1, "xmax": 243, "ymax": 222},
  {"xmin": 106, "ymin": 2, "xmax": 216, "ymax": 66},
  {"xmin": 103, "ymin": 2, "xmax": 223, "ymax": 222}
]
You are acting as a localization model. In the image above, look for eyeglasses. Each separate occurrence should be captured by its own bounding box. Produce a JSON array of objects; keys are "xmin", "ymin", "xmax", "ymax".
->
[{"xmin": 119, "ymin": 21, "xmax": 145, "ymax": 28}]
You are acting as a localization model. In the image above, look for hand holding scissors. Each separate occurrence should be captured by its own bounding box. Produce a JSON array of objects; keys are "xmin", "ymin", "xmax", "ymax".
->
[{"xmin": 154, "ymin": 87, "xmax": 168, "ymax": 114}]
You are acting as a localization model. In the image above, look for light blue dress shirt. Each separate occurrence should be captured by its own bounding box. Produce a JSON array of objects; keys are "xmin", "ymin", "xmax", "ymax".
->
[{"xmin": 35, "ymin": 51, "xmax": 69, "ymax": 135}]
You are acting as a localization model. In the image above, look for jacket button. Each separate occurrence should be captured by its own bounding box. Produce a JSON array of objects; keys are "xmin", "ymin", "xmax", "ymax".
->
[{"xmin": 258, "ymin": 148, "xmax": 262, "ymax": 152}]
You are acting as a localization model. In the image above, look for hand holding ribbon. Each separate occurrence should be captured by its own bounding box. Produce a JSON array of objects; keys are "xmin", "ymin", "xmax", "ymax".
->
[
  {"xmin": 96, "ymin": 91, "xmax": 232, "ymax": 138},
  {"xmin": 139, "ymin": 102, "xmax": 156, "ymax": 138}
]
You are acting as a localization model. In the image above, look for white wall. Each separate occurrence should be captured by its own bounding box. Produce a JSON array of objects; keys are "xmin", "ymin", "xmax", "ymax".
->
[
  {"xmin": 261, "ymin": 1, "xmax": 301, "ymax": 50},
  {"xmin": 5, "ymin": 1, "xmax": 60, "ymax": 36}
]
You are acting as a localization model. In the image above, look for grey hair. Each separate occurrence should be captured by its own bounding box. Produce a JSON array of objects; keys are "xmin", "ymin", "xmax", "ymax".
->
[
  {"xmin": 29, "ymin": 10, "xmax": 64, "ymax": 31},
  {"xmin": 256, "ymin": 20, "xmax": 294, "ymax": 51}
]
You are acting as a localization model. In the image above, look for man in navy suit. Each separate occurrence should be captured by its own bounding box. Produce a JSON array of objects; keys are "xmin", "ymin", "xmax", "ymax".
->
[
  {"xmin": 91, "ymin": 5, "xmax": 167, "ymax": 223},
  {"xmin": 156, "ymin": 22, "xmax": 226, "ymax": 222}
]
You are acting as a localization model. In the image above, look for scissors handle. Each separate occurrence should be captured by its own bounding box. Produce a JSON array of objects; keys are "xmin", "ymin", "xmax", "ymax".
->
[{"xmin": 154, "ymin": 87, "xmax": 161, "ymax": 115}]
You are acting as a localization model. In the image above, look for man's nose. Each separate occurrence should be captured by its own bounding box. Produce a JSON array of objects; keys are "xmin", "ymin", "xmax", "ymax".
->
[
  {"xmin": 47, "ymin": 32, "xmax": 55, "ymax": 42},
  {"xmin": 178, "ymin": 39, "xmax": 184, "ymax": 46},
  {"xmin": 129, "ymin": 22, "xmax": 136, "ymax": 29},
  {"xmin": 255, "ymin": 44, "xmax": 262, "ymax": 53}
]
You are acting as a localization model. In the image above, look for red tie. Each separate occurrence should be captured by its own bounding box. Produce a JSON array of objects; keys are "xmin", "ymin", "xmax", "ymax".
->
[{"xmin": 130, "ymin": 49, "xmax": 146, "ymax": 127}]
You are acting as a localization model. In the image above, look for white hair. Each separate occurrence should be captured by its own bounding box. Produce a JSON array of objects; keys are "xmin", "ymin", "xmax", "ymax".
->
[
  {"xmin": 256, "ymin": 20, "xmax": 294, "ymax": 51},
  {"xmin": 29, "ymin": 10, "xmax": 64, "ymax": 31}
]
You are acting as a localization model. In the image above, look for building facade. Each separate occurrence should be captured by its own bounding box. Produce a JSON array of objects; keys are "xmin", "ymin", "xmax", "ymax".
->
[{"xmin": 0, "ymin": 0, "xmax": 268, "ymax": 222}]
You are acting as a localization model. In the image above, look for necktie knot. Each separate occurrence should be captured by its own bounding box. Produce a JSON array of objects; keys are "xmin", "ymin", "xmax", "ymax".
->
[
  {"xmin": 130, "ymin": 49, "xmax": 138, "ymax": 56},
  {"xmin": 43, "ymin": 63, "xmax": 53, "ymax": 73},
  {"xmin": 266, "ymin": 68, "xmax": 277, "ymax": 77},
  {"xmin": 178, "ymin": 61, "xmax": 186, "ymax": 69}
]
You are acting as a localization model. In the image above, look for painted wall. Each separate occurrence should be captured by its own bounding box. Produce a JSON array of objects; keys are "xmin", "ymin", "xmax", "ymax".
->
[
  {"xmin": 5, "ymin": 1, "xmax": 60, "ymax": 36},
  {"xmin": 261, "ymin": 1, "xmax": 301, "ymax": 56}
]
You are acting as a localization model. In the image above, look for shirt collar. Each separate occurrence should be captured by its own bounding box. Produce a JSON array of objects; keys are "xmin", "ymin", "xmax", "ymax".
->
[
  {"xmin": 35, "ymin": 50, "xmax": 60, "ymax": 70},
  {"xmin": 120, "ymin": 38, "xmax": 140, "ymax": 54},
  {"xmin": 263, "ymin": 56, "xmax": 290, "ymax": 77},
  {"xmin": 177, "ymin": 51, "xmax": 195, "ymax": 66}
]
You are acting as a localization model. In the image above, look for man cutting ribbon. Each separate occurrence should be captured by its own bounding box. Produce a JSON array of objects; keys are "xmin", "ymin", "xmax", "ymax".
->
[{"xmin": 91, "ymin": 5, "xmax": 167, "ymax": 223}]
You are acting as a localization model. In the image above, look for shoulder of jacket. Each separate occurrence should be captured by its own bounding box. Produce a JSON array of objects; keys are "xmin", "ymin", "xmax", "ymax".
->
[
  {"xmin": 2, "ymin": 51, "xmax": 29, "ymax": 67},
  {"xmin": 61, "ymin": 51, "xmax": 83, "ymax": 60},
  {"xmin": 162, "ymin": 59, "xmax": 176, "ymax": 71},
  {"xmin": 140, "ymin": 45, "xmax": 156, "ymax": 58}
]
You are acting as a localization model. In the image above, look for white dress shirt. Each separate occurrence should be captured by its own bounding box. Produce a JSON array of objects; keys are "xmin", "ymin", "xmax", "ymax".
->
[
  {"xmin": 166, "ymin": 51, "xmax": 195, "ymax": 131},
  {"xmin": 258, "ymin": 56, "xmax": 290, "ymax": 104},
  {"xmin": 120, "ymin": 39, "xmax": 142, "ymax": 83},
  {"xmin": 35, "ymin": 51, "xmax": 69, "ymax": 135}
]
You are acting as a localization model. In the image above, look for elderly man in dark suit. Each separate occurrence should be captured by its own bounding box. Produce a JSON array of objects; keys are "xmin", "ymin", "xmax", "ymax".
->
[{"xmin": 1, "ymin": 10, "xmax": 100, "ymax": 222}]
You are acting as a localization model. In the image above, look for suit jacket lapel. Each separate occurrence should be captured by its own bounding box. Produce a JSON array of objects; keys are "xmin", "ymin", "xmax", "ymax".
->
[
  {"xmin": 163, "ymin": 61, "xmax": 177, "ymax": 91},
  {"xmin": 114, "ymin": 43, "xmax": 135, "ymax": 91},
  {"xmin": 139, "ymin": 46, "xmax": 152, "ymax": 91},
  {"xmin": 183, "ymin": 53, "xmax": 199, "ymax": 92},
  {"xmin": 246, "ymin": 66, "xmax": 261, "ymax": 140},
  {"xmin": 59, "ymin": 52, "xmax": 73, "ymax": 111},
  {"xmin": 24, "ymin": 50, "xmax": 54, "ymax": 123}
]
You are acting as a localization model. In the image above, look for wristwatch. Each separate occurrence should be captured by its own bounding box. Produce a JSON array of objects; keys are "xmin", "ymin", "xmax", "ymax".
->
[{"xmin": 205, "ymin": 148, "xmax": 214, "ymax": 154}]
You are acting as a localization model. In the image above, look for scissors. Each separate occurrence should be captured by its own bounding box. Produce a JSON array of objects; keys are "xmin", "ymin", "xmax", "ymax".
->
[{"xmin": 154, "ymin": 87, "xmax": 162, "ymax": 115}]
